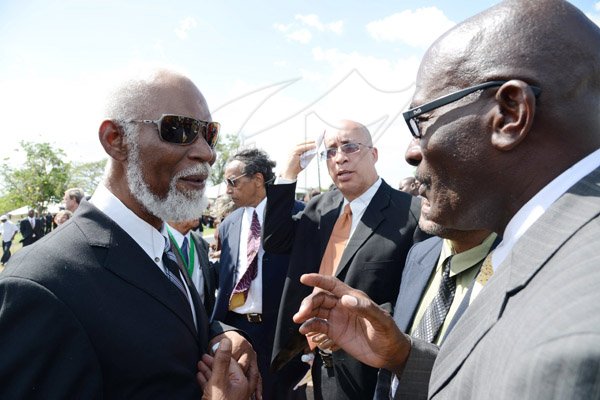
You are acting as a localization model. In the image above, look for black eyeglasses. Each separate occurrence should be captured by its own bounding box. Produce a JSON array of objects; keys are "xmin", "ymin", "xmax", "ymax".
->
[
  {"xmin": 320, "ymin": 142, "xmax": 372, "ymax": 160},
  {"xmin": 123, "ymin": 114, "xmax": 220, "ymax": 148},
  {"xmin": 225, "ymin": 173, "xmax": 247, "ymax": 188},
  {"xmin": 403, "ymin": 80, "xmax": 542, "ymax": 139}
]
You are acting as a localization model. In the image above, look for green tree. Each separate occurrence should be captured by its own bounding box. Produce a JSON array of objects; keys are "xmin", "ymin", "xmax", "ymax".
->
[
  {"xmin": 210, "ymin": 133, "xmax": 240, "ymax": 185},
  {"xmin": 1, "ymin": 141, "xmax": 71, "ymax": 212},
  {"xmin": 68, "ymin": 159, "xmax": 108, "ymax": 196}
]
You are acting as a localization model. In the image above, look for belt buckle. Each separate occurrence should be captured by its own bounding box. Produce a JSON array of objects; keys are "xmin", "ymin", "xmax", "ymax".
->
[
  {"xmin": 246, "ymin": 313, "xmax": 262, "ymax": 323},
  {"xmin": 318, "ymin": 350, "xmax": 334, "ymax": 368}
]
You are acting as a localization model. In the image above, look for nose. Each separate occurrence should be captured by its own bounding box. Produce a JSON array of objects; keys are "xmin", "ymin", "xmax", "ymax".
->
[
  {"xmin": 226, "ymin": 184, "xmax": 234, "ymax": 195},
  {"xmin": 333, "ymin": 147, "xmax": 348, "ymax": 164},
  {"xmin": 188, "ymin": 136, "xmax": 215, "ymax": 164},
  {"xmin": 405, "ymin": 138, "xmax": 422, "ymax": 166}
]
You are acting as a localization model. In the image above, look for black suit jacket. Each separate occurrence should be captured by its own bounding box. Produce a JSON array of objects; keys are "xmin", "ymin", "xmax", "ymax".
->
[
  {"xmin": 0, "ymin": 201, "xmax": 231, "ymax": 399},
  {"xmin": 264, "ymin": 180, "xmax": 422, "ymax": 399},
  {"xmin": 19, "ymin": 217, "xmax": 44, "ymax": 246}
]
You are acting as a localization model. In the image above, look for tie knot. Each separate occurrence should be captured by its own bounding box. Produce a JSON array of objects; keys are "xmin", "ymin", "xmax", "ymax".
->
[
  {"xmin": 182, "ymin": 236, "xmax": 189, "ymax": 249},
  {"xmin": 343, "ymin": 203, "xmax": 352, "ymax": 216}
]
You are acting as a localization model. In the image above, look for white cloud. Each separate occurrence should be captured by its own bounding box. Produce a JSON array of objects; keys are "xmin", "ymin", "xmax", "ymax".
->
[
  {"xmin": 596, "ymin": 2, "xmax": 600, "ymax": 11},
  {"xmin": 274, "ymin": 14, "xmax": 343, "ymax": 44},
  {"xmin": 175, "ymin": 17, "xmax": 198, "ymax": 40},
  {"xmin": 288, "ymin": 29, "xmax": 312, "ymax": 44},
  {"xmin": 366, "ymin": 7, "xmax": 454, "ymax": 48}
]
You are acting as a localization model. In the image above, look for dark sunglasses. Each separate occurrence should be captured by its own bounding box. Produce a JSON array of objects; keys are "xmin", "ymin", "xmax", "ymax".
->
[
  {"xmin": 403, "ymin": 80, "xmax": 542, "ymax": 139},
  {"xmin": 225, "ymin": 173, "xmax": 247, "ymax": 188},
  {"xmin": 320, "ymin": 142, "xmax": 371, "ymax": 160},
  {"xmin": 123, "ymin": 114, "xmax": 220, "ymax": 148}
]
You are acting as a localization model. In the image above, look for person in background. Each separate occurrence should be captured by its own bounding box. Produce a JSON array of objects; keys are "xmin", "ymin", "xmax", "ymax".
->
[
  {"xmin": 0, "ymin": 215, "xmax": 19, "ymax": 265},
  {"xmin": 19, "ymin": 209, "xmax": 44, "ymax": 246},
  {"xmin": 54, "ymin": 210, "xmax": 73, "ymax": 226},
  {"xmin": 63, "ymin": 187, "xmax": 85, "ymax": 213},
  {"xmin": 264, "ymin": 120, "xmax": 423, "ymax": 400},
  {"xmin": 212, "ymin": 148, "xmax": 307, "ymax": 400},
  {"xmin": 398, "ymin": 176, "xmax": 419, "ymax": 196},
  {"xmin": 167, "ymin": 218, "xmax": 218, "ymax": 315}
]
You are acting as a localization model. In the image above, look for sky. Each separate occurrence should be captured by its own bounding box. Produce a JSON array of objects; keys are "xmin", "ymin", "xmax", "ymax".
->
[{"xmin": 1, "ymin": 0, "xmax": 599, "ymax": 193}]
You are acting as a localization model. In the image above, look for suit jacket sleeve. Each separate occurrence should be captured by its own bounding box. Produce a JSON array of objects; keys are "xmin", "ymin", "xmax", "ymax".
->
[
  {"xmin": 262, "ymin": 182, "xmax": 303, "ymax": 254},
  {"xmin": 0, "ymin": 277, "xmax": 102, "ymax": 399},
  {"xmin": 394, "ymin": 338, "xmax": 439, "ymax": 400}
]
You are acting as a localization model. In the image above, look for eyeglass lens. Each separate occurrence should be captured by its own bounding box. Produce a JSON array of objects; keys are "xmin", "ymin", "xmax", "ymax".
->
[
  {"xmin": 324, "ymin": 143, "xmax": 361, "ymax": 159},
  {"xmin": 159, "ymin": 116, "xmax": 219, "ymax": 148}
]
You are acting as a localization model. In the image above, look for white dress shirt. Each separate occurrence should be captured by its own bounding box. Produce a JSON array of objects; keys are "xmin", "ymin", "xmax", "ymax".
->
[
  {"xmin": 90, "ymin": 184, "xmax": 197, "ymax": 326},
  {"xmin": 231, "ymin": 197, "xmax": 266, "ymax": 314},
  {"xmin": 493, "ymin": 148, "xmax": 600, "ymax": 271},
  {"xmin": 166, "ymin": 224, "xmax": 206, "ymax": 304},
  {"xmin": 0, "ymin": 221, "xmax": 19, "ymax": 243}
]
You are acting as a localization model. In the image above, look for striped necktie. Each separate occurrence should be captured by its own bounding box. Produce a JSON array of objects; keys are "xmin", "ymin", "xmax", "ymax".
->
[{"xmin": 163, "ymin": 237, "xmax": 189, "ymax": 300}]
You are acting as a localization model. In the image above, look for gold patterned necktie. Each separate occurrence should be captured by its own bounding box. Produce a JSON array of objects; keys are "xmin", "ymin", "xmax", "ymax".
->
[{"xmin": 476, "ymin": 251, "xmax": 494, "ymax": 285}]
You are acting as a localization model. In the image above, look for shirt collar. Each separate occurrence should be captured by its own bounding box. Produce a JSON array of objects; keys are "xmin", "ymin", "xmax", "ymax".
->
[
  {"xmin": 89, "ymin": 183, "xmax": 166, "ymax": 261},
  {"xmin": 165, "ymin": 223, "xmax": 190, "ymax": 248},
  {"xmin": 343, "ymin": 177, "xmax": 382, "ymax": 215},
  {"xmin": 440, "ymin": 233, "xmax": 498, "ymax": 277},
  {"xmin": 493, "ymin": 148, "xmax": 600, "ymax": 270},
  {"xmin": 244, "ymin": 197, "xmax": 267, "ymax": 225}
]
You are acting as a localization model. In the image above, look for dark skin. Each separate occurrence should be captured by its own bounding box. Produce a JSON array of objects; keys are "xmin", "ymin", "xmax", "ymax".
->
[
  {"xmin": 99, "ymin": 71, "xmax": 261, "ymax": 399},
  {"xmin": 295, "ymin": 0, "xmax": 600, "ymax": 380}
]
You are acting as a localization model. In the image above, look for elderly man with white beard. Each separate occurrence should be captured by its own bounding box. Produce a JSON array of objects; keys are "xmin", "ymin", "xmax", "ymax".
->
[{"xmin": 0, "ymin": 68, "xmax": 258, "ymax": 400}]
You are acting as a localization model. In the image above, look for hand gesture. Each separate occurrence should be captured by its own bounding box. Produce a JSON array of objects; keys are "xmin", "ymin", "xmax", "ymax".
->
[
  {"xmin": 293, "ymin": 273, "xmax": 411, "ymax": 374},
  {"xmin": 280, "ymin": 142, "xmax": 317, "ymax": 181}
]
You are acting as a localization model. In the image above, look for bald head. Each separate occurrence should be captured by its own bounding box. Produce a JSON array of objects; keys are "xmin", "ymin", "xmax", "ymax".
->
[{"xmin": 405, "ymin": 0, "xmax": 600, "ymax": 234}]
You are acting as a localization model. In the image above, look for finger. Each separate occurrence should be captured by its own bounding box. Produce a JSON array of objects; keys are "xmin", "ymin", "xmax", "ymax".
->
[
  {"xmin": 293, "ymin": 291, "xmax": 339, "ymax": 323},
  {"xmin": 237, "ymin": 352, "xmax": 251, "ymax": 374},
  {"xmin": 298, "ymin": 317, "xmax": 330, "ymax": 337},
  {"xmin": 254, "ymin": 373, "xmax": 264, "ymax": 400},
  {"xmin": 246, "ymin": 357, "xmax": 261, "ymax": 398},
  {"xmin": 210, "ymin": 338, "xmax": 233, "ymax": 380},
  {"xmin": 300, "ymin": 273, "xmax": 354, "ymax": 297},
  {"xmin": 196, "ymin": 360, "xmax": 212, "ymax": 390},
  {"xmin": 317, "ymin": 338, "xmax": 335, "ymax": 350}
]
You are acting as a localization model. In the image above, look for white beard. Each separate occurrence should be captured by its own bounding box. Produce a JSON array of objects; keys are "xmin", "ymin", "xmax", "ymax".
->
[{"xmin": 126, "ymin": 139, "xmax": 210, "ymax": 222}]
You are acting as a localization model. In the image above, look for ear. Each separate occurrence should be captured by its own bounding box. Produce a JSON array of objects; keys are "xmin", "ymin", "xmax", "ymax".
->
[
  {"xmin": 99, "ymin": 120, "xmax": 128, "ymax": 161},
  {"xmin": 490, "ymin": 80, "xmax": 537, "ymax": 151},
  {"xmin": 254, "ymin": 172, "xmax": 265, "ymax": 188},
  {"xmin": 371, "ymin": 146, "xmax": 378, "ymax": 163}
]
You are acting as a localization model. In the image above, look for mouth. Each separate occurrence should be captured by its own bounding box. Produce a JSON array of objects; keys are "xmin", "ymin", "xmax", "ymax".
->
[
  {"xmin": 336, "ymin": 170, "xmax": 353, "ymax": 181},
  {"xmin": 179, "ymin": 174, "xmax": 207, "ymax": 190}
]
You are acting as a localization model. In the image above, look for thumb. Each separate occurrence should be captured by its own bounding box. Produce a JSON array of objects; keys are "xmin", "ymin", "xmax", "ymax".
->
[{"xmin": 211, "ymin": 338, "xmax": 233, "ymax": 378}]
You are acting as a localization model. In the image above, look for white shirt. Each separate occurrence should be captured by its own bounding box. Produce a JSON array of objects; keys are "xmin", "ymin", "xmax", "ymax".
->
[
  {"xmin": 493, "ymin": 148, "xmax": 600, "ymax": 271},
  {"xmin": 0, "ymin": 221, "xmax": 19, "ymax": 243},
  {"xmin": 166, "ymin": 224, "xmax": 206, "ymax": 304},
  {"xmin": 340, "ymin": 177, "xmax": 382, "ymax": 239},
  {"xmin": 90, "ymin": 184, "xmax": 197, "ymax": 326},
  {"xmin": 231, "ymin": 197, "xmax": 266, "ymax": 314}
]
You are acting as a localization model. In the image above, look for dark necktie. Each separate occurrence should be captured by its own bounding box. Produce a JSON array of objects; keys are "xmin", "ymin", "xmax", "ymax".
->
[
  {"xmin": 413, "ymin": 256, "xmax": 457, "ymax": 343},
  {"xmin": 181, "ymin": 236, "xmax": 190, "ymax": 266},
  {"xmin": 163, "ymin": 237, "xmax": 189, "ymax": 301},
  {"xmin": 229, "ymin": 210, "xmax": 260, "ymax": 309}
]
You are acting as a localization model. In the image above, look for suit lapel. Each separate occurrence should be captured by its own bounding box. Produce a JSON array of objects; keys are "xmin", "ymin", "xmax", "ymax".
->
[
  {"xmin": 76, "ymin": 203, "xmax": 201, "ymax": 346},
  {"xmin": 429, "ymin": 167, "xmax": 600, "ymax": 397},
  {"xmin": 394, "ymin": 237, "xmax": 442, "ymax": 331},
  {"xmin": 335, "ymin": 182, "xmax": 390, "ymax": 278}
]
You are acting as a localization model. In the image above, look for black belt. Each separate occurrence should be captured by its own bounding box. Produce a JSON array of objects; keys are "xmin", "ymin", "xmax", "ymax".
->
[
  {"xmin": 318, "ymin": 349, "xmax": 334, "ymax": 368},
  {"xmin": 232, "ymin": 312, "xmax": 263, "ymax": 323}
]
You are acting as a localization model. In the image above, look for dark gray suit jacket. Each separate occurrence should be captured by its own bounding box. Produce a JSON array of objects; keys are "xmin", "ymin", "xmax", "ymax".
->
[
  {"xmin": 0, "ymin": 201, "xmax": 231, "ymax": 399},
  {"xmin": 398, "ymin": 167, "xmax": 600, "ymax": 399},
  {"xmin": 264, "ymin": 180, "xmax": 422, "ymax": 399}
]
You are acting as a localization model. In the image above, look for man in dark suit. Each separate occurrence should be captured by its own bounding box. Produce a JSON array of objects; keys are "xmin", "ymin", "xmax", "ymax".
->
[
  {"xmin": 167, "ymin": 219, "xmax": 218, "ymax": 315},
  {"xmin": 212, "ymin": 148, "xmax": 308, "ymax": 400},
  {"xmin": 293, "ymin": 1, "xmax": 600, "ymax": 398},
  {"xmin": 264, "ymin": 120, "xmax": 422, "ymax": 399},
  {"xmin": 19, "ymin": 209, "xmax": 44, "ymax": 246},
  {"xmin": 0, "ymin": 68, "xmax": 257, "ymax": 399}
]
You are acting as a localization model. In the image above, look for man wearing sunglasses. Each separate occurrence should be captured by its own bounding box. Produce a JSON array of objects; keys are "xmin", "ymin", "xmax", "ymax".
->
[
  {"xmin": 212, "ymin": 148, "xmax": 307, "ymax": 400},
  {"xmin": 263, "ymin": 120, "xmax": 423, "ymax": 400},
  {"xmin": 0, "ymin": 69, "xmax": 257, "ymax": 400},
  {"xmin": 294, "ymin": 1, "xmax": 600, "ymax": 399}
]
